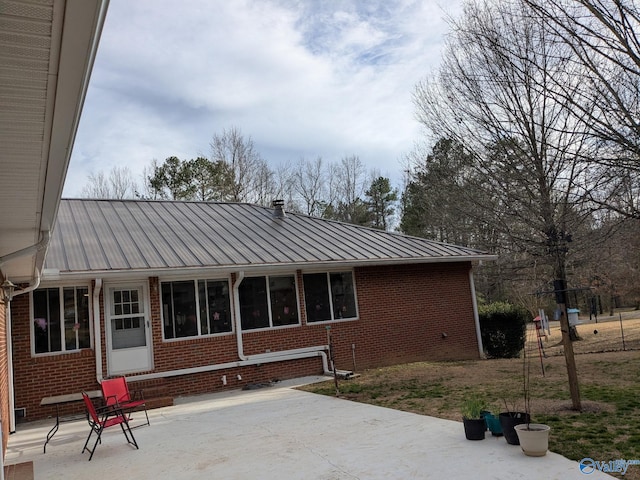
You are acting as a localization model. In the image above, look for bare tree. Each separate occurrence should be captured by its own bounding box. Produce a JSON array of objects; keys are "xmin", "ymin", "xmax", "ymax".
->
[
  {"xmin": 210, "ymin": 127, "xmax": 270, "ymax": 203},
  {"xmin": 81, "ymin": 166, "xmax": 137, "ymax": 199},
  {"xmin": 523, "ymin": 0, "xmax": 640, "ymax": 216},
  {"xmin": 291, "ymin": 157, "xmax": 327, "ymax": 216},
  {"xmin": 270, "ymin": 162, "xmax": 300, "ymax": 212},
  {"xmin": 325, "ymin": 155, "xmax": 369, "ymax": 223},
  {"xmin": 138, "ymin": 161, "xmax": 160, "ymax": 199},
  {"xmin": 413, "ymin": 0, "xmax": 596, "ymax": 410}
]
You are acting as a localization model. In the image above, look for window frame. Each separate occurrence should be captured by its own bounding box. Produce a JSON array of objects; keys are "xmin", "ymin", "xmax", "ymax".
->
[
  {"xmin": 160, "ymin": 275, "xmax": 233, "ymax": 341},
  {"xmin": 30, "ymin": 284, "xmax": 93, "ymax": 356},
  {"xmin": 238, "ymin": 273, "xmax": 301, "ymax": 331},
  {"xmin": 302, "ymin": 270, "xmax": 359, "ymax": 324}
]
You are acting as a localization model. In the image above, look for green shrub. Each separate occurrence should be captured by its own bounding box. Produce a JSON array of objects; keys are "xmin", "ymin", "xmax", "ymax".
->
[{"xmin": 478, "ymin": 302, "xmax": 529, "ymax": 358}]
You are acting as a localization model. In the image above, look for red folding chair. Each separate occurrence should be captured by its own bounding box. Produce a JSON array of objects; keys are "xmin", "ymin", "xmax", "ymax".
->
[
  {"xmin": 81, "ymin": 392, "xmax": 138, "ymax": 460},
  {"xmin": 101, "ymin": 377, "xmax": 150, "ymax": 427}
]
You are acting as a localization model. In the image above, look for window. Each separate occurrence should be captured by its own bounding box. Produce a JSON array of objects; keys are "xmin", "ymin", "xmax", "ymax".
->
[
  {"xmin": 303, "ymin": 271, "xmax": 357, "ymax": 322},
  {"xmin": 161, "ymin": 279, "xmax": 231, "ymax": 339},
  {"xmin": 238, "ymin": 275, "xmax": 299, "ymax": 330},
  {"xmin": 110, "ymin": 288, "xmax": 145, "ymax": 349},
  {"xmin": 198, "ymin": 280, "xmax": 232, "ymax": 334},
  {"xmin": 33, "ymin": 286, "xmax": 90, "ymax": 354}
]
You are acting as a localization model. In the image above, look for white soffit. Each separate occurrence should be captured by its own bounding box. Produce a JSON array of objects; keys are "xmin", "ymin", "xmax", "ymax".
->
[{"xmin": 0, "ymin": 0, "xmax": 109, "ymax": 282}]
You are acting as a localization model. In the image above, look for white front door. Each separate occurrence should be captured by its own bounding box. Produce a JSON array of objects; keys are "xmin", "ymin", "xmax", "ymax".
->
[{"xmin": 105, "ymin": 283, "xmax": 152, "ymax": 375}]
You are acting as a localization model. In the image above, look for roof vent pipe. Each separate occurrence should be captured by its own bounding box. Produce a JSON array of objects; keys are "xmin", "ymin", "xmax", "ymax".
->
[{"xmin": 272, "ymin": 199, "xmax": 286, "ymax": 218}]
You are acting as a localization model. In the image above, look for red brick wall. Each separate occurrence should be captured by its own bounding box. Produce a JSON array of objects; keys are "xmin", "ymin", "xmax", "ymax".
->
[
  {"xmin": 11, "ymin": 294, "xmax": 99, "ymax": 421},
  {"xmin": 12, "ymin": 262, "xmax": 480, "ymax": 421}
]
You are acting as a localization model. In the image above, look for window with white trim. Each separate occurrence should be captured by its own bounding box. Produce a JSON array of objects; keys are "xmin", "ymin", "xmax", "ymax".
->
[
  {"xmin": 238, "ymin": 275, "xmax": 299, "ymax": 330},
  {"xmin": 161, "ymin": 279, "xmax": 231, "ymax": 339},
  {"xmin": 303, "ymin": 271, "xmax": 357, "ymax": 322},
  {"xmin": 32, "ymin": 286, "xmax": 91, "ymax": 354}
]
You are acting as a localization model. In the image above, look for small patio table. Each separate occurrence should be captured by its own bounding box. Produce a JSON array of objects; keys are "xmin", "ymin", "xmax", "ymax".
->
[{"xmin": 40, "ymin": 390, "xmax": 102, "ymax": 453}]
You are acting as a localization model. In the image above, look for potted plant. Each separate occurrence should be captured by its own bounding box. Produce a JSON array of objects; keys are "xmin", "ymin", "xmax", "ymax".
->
[
  {"xmin": 461, "ymin": 396, "xmax": 488, "ymax": 440},
  {"xmin": 498, "ymin": 399, "xmax": 530, "ymax": 445},
  {"xmin": 483, "ymin": 410, "xmax": 503, "ymax": 437},
  {"xmin": 513, "ymin": 324, "xmax": 551, "ymax": 456}
]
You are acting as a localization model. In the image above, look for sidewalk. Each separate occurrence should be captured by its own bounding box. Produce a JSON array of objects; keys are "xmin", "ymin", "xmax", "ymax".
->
[{"xmin": 5, "ymin": 377, "xmax": 613, "ymax": 479}]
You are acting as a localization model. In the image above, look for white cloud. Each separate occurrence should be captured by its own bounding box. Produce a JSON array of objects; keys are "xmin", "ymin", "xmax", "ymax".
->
[{"xmin": 65, "ymin": 0, "xmax": 462, "ymax": 196}]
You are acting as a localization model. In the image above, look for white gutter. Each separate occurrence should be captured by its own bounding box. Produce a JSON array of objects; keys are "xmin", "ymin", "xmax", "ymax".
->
[
  {"xmin": 0, "ymin": 231, "xmax": 50, "ymax": 270},
  {"xmin": 44, "ymin": 255, "xmax": 498, "ymax": 282},
  {"xmin": 93, "ymin": 279, "xmax": 103, "ymax": 382},
  {"xmin": 469, "ymin": 269, "xmax": 485, "ymax": 359}
]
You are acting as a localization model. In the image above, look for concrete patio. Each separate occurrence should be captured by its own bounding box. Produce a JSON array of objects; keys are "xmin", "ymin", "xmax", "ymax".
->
[{"xmin": 4, "ymin": 377, "xmax": 613, "ymax": 479}]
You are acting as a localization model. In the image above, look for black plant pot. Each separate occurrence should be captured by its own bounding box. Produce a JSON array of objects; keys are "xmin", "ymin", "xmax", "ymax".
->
[
  {"xmin": 463, "ymin": 418, "xmax": 486, "ymax": 440},
  {"xmin": 499, "ymin": 412, "xmax": 531, "ymax": 445}
]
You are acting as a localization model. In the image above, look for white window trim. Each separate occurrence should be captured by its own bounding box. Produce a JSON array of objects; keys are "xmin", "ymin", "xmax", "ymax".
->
[
  {"xmin": 159, "ymin": 276, "xmax": 234, "ymax": 341},
  {"xmin": 239, "ymin": 273, "xmax": 302, "ymax": 331},
  {"xmin": 302, "ymin": 270, "xmax": 359, "ymax": 324},
  {"xmin": 30, "ymin": 283, "xmax": 93, "ymax": 357}
]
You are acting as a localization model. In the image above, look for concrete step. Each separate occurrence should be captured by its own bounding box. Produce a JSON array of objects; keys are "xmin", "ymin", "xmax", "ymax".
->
[{"xmin": 120, "ymin": 377, "xmax": 174, "ymax": 410}]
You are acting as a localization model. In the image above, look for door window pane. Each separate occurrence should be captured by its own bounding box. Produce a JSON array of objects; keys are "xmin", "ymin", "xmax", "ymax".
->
[{"xmin": 110, "ymin": 288, "xmax": 146, "ymax": 349}]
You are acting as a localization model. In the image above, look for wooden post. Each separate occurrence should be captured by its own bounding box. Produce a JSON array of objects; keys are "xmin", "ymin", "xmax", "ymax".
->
[{"xmin": 557, "ymin": 300, "xmax": 581, "ymax": 411}]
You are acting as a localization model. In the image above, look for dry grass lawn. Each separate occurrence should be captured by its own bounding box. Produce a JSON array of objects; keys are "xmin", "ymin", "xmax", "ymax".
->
[{"xmin": 301, "ymin": 315, "xmax": 640, "ymax": 479}]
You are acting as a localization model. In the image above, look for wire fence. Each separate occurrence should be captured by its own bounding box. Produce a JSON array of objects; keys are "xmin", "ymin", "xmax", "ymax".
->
[{"xmin": 527, "ymin": 309, "xmax": 640, "ymax": 356}]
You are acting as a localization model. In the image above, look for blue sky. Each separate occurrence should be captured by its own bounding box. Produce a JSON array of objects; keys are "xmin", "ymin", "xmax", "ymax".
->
[{"xmin": 64, "ymin": 0, "xmax": 462, "ymax": 197}]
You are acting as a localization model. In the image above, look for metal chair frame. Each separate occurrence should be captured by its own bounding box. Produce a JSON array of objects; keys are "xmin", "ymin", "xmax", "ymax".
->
[
  {"xmin": 82, "ymin": 392, "xmax": 139, "ymax": 461},
  {"xmin": 101, "ymin": 377, "xmax": 150, "ymax": 428}
]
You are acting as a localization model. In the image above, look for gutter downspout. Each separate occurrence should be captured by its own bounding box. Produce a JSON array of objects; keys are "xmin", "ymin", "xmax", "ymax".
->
[
  {"xmin": 0, "ymin": 231, "xmax": 50, "ymax": 272},
  {"xmin": 233, "ymin": 271, "xmax": 247, "ymax": 360},
  {"xmin": 7, "ymin": 273, "xmax": 43, "ymax": 435},
  {"xmin": 5, "ymin": 269, "xmax": 42, "ymax": 436},
  {"xmin": 5, "ymin": 301, "xmax": 15, "ymax": 436},
  {"xmin": 2, "ymin": 232, "xmax": 50, "ymax": 437},
  {"xmin": 93, "ymin": 279, "xmax": 103, "ymax": 383},
  {"xmin": 469, "ymin": 269, "xmax": 485, "ymax": 359},
  {"xmin": 127, "ymin": 271, "xmax": 334, "ymax": 384},
  {"xmin": 129, "ymin": 350, "xmax": 331, "ymax": 383}
]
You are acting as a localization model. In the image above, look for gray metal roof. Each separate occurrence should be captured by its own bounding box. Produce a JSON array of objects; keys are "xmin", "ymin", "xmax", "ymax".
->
[{"xmin": 44, "ymin": 199, "xmax": 495, "ymax": 277}]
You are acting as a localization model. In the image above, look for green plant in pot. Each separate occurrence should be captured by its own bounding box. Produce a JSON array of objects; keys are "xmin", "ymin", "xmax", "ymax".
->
[{"xmin": 461, "ymin": 396, "xmax": 488, "ymax": 441}]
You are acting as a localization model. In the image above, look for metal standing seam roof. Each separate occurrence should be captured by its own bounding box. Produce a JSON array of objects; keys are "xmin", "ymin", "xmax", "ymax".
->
[{"xmin": 43, "ymin": 199, "xmax": 495, "ymax": 276}]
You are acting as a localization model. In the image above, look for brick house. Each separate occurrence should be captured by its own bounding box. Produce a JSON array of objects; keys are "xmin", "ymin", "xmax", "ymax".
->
[
  {"xmin": 10, "ymin": 198, "xmax": 494, "ymax": 422},
  {"xmin": 0, "ymin": 0, "xmax": 109, "ymax": 464}
]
